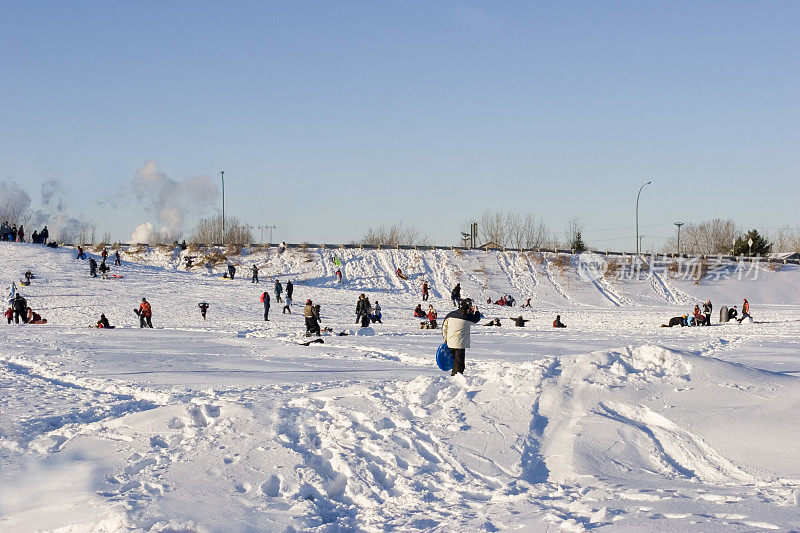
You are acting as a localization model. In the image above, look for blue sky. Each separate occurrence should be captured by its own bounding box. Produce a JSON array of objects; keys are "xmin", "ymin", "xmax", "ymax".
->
[{"xmin": 1, "ymin": 1, "xmax": 797, "ymax": 249}]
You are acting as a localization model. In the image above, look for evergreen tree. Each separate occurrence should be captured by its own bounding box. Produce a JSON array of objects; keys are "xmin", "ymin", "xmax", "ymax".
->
[
  {"xmin": 570, "ymin": 231, "xmax": 586, "ymax": 252},
  {"xmin": 733, "ymin": 229, "xmax": 771, "ymax": 256}
]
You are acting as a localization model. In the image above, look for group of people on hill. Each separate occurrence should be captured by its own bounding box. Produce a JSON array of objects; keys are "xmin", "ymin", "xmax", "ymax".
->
[
  {"xmin": 4, "ymin": 293, "xmax": 46, "ymax": 325},
  {"xmin": 487, "ymin": 294, "xmax": 516, "ymax": 306},
  {"xmin": 1, "ymin": 223, "xmax": 51, "ymax": 244},
  {"xmin": 662, "ymin": 298, "xmax": 752, "ymax": 327},
  {"xmin": 414, "ymin": 303, "xmax": 438, "ymax": 328}
]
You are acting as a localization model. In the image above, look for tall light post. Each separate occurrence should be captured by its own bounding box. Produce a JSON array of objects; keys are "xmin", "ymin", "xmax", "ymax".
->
[
  {"xmin": 220, "ymin": 171, "xmax": 225, "ymax": 245},
  {"xmin": 674, "ymin": 222, "xmax": 684, "ymax": 256},
  {"xmin": 635, "ymin": 180, "xmax": 652, "ymax": 255}
]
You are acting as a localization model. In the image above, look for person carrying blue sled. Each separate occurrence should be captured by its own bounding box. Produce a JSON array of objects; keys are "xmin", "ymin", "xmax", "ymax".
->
[{"xmin": 441, "ymin": 298, "xmax": 481, "ymax": 376}]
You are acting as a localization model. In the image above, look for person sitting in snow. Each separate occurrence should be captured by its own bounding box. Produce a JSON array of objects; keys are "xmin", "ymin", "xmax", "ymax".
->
[
  {"xmin": 484, "ymin": 318, "xmax": 501, "ymax": 326},
  {"xmin": 511, "ymin": 315, "xmax": 529, "ymax": 327},
  {"xmin": 553, "ymin": 315, "xmax": 566, "ymax": 328},
  {"xmin": 24, "ymin": 270, "xmax": 33, "ymax": 283},
  {"xmin": 26, "ymin": 307, "xmax": 44, "ymax": 324},
  {"xmin": 96, "ymin": 314, "xmax": 113, "ymax": 329},
  {"xmin": 414, "ymin": 304, "xmax": 426, "ymax": 318},
  {"xmin": 728, "ymin": 306, "xmax": 738, "ymax": 321}
]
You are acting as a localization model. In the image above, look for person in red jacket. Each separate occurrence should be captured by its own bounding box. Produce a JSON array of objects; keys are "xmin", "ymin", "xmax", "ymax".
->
[
  {"xmin": 136, "ymin": 297, "xmax": 153, "ymax": 328},
  {"xmin": 421, "ymin": 281, "xmax": 429, "ymax": 301},
  {"xmin": 553, "ymin": 315, "xmax": 566, "ymax": 328},
  {"xmin": 738, "ymin": 298, "xmax": 753, "ymax": 323}
]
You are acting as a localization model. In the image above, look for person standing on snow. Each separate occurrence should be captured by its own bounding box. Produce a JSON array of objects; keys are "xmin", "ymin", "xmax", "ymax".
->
[
  {"xmin": 283, "ymin": 295, "xmax": 292, "ymax": 314},
  {"xmin": 286, "ymin": 280, "xmax": 293, "ymax": 300},
  {"xmin": 227, "ymin": 264, "xmax": 236, "ymax": 280},
  {"xmin": 99, "ymin": 261, "xmax": 110, "ymax": 279},
  {"xmin": 77, "ymin": 246, "xmax": 86, "ymax": 260},
  {"xmin": 89, "ymin": 257, "xmax": 98, "ymax": 277},
  {"xmin": 261, "ymin": 291, "xmax": 270, "ymax": 321},
  {"xmin": 422, "ymin": 281, "xmax": 429, "ymax": 301},
  {"xmin": 13, "ymin": 294, "xmax": 28, "ymax": 324},
  {"xmin": 304, "ymin": 299, "xmax": 321, "ymax": 336},
  {"xmin": 442, "ymin": 298, "xmax": 481, "ymax": 376},
  {"xmin": 738, "ymin": 299, "xmax": 753, "ymax": 323},
  {"xmin": 136, "ymin": 298, "xmax": 153, "ymax": 328},
  {"xmin": 40, "ymin": 226, "xmax": 49, "ymax": 244},
  {"xmin": 17, "ymin": 226, "xmax": 24, "ymax": 242},
  {"xmin": 451, "ymin": 283, "xmax": 462, "ymax": 307},
  {"xmin": 198, "ymin": 302, "xmax": 209, "ymax": 320},
  {"xmin": 252, "ymin": 264, "xmax": 259, "ymax": 283},
  {"xmin": 274, "ymin": 279, "xmax": 283, "ymax": 303},
  {"xmin": 115, "ymin": 251, "xmax": 121, "ymax": 266}
]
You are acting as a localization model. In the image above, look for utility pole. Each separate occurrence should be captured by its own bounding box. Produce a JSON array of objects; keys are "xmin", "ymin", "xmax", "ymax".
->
[
  {"xmin": 635, "ymin": 180, "xmax": 652, "ymax": 255},
  {"xmin": 674, "ymin": 222, "xmax": 684, "ymax": 256},
  {"xmin": 253, "ymin": 224, "xmax": 276, "ymax": 244},
  {"xmin": 220, "ymin": 171, "xmax": 225, "ymax": 245}
]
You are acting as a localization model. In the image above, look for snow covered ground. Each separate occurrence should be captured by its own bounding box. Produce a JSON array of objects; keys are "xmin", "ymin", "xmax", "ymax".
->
[{"xmin": 2, "ymin": 242, "xmax": 800, "ymax": 532}]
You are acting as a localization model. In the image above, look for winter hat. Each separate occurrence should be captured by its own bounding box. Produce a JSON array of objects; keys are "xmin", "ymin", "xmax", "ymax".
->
[{"xmin": 307, "ymin": 299, "xmax": 312, "ymax": 304}]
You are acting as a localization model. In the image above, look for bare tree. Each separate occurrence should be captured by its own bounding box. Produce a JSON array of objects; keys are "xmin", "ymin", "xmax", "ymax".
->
[
  {"xmin": 360, "ymin": 223, "xmax": 427, "ymax": 246},
  {"xmin": 662, "ymin": 219, "xmax": 737, "ymax": 255},
  {"xmin": 460, "ymin": 211, "xmax": 553, "ymax": 249},
  {"xmin": 772, "ymin": 226, "xmax": 800, "ymax": 253},
  {"xmin": 191, "ymin": 215, "xmax": 253, "ymax": 245}
]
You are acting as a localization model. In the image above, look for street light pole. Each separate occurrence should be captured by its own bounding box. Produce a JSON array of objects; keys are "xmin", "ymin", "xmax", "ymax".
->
[
  {"xmin": 635, "ymin": 180, "xmax": 652, "ymax": 255},
  {"xmin": 220, "ymin": 171, "xmax": 225, "ymax": 245},
  {"xmin": 674, "ymin": 222, "xmax": 684, "ymax": 256}
]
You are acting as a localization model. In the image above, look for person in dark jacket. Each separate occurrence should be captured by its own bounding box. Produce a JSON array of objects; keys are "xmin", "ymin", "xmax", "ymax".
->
[
  {"xmin": 13, "ymin": 294, "xmax": 27, "ymax": 324},
  {"xmin": 274, "ymin": 280, "xmax": 283, "ymax": 302},
  {"xmin": 442, "ymin": 299, "xmax": 481, "ymax": 376},
  {"xmin": 728, "ymin": 306, "xmax": 738, "ymax": 321},
  {"xmin": 702, "ymin": 300, "xmax": 713, "ymax": 326},
  {"xmin": 227, "ymin": 264, "xmax": 236, "ymax": 280},
  {"xmin": 96, "ymin": 314, "xmax": 114, "ymax": 328},
  {"xmin": 414, "ymin": 304, "xmax": 426, "ymax": 318},
  {"xmin": 99, "ymin": 261, "xmax": 110, "ymax": 279},
  {"xmin": 17, "ymin": 226, "xmax": 24, "ymax": 242},
  {"xmin": 261, "ymin": 291, "xmax": 270, "ymax": 321},
  {"xmin": 114, "ymin": 251, "xmax": 121, "ymax": 266},
  {"xmin": 661, "ymin": 315, "xmax": 687, "ymax": 327},
  {"xmin": 356, "ymin": 294, "xmax": 371, "ymax": 324},
  {"xmin": 286, "ymin": 280, "xmax": 293, "ymax": 300},
  {"xmin": 553, "ymin": 315, "xmax": 566, "ymax": 328},
  {"xmin": 251, "ymin": 265, "xmax": 259, "ymax": 283},
  {"xmin": 89, "ymin": 257, "xmax": 98, "ymax": 277},
  {"xmin": 451, "ymin": 283, "xmax": 462, "ymax": 307},
  {"xmin": 198, "ymin": 302, "xmax": 209, "ymax": 320},
  {"xmin": 304, "ymin": 299, "xmax": 321, "ymax": 336},
  {"xmin": 422, "ymin": 281, "xmax": 429, "ymax": 301},
  {"xmin": 41, "ymin": 226, "xmax": 49, "ymax": 244},
  {"xmin": 511, "ymin": 316, "xmax": 529, "ymax": 327}
]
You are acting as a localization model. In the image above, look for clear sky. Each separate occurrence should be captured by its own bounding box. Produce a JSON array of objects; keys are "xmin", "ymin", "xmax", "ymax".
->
[{"xmin": 1, "ymin": 1, "xmax": 797, "ymax": 250}]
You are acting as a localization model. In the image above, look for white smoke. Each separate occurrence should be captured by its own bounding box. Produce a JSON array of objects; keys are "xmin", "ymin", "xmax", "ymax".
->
[
  {"xmin": 129, "ymin": 161, "xmax": 218, "ymax": 243},
  {"xmin": 0, "ymin": 179, "xmax": 32, "ymax": 224},
  {"xmin": 32, "ymin": 179, "xmax": 94, "ymax": 242}
]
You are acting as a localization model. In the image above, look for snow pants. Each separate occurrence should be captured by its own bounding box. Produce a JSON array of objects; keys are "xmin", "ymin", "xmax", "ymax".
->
[
  {"xmin": 264, "ymin": 305, "xmax": 270, "ymax": 320},
  {"xmin": 139, "ymin": 314, "xmax": 153, "ymax": 328},
  {"xmin": 451, "ymin": 349, "xmax": 466, "ymax": 375}
]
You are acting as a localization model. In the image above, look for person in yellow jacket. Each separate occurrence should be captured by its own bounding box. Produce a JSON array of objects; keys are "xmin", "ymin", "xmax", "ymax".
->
[{"xmin": 442, "ymin": 298, "xmax": 481, "ymax": 376}]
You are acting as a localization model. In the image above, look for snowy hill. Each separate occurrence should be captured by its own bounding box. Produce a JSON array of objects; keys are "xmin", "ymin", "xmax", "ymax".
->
[{"xmin": 2, "ymin": 242, "xmax": 800, "ymax": 531}]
